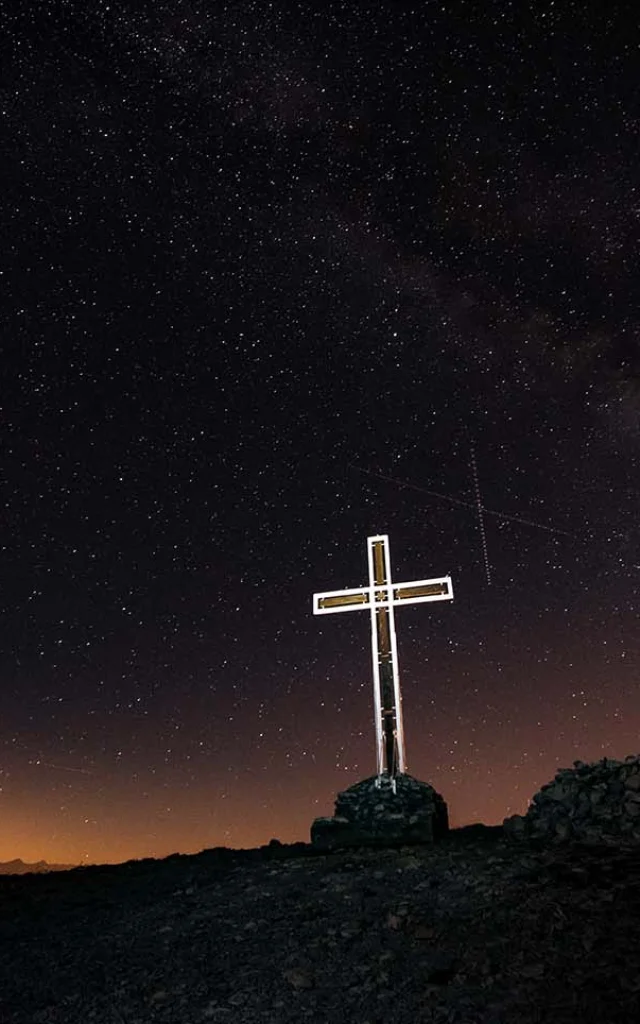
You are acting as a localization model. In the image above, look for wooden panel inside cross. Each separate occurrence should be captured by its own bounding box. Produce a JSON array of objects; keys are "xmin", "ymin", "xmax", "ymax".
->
[{"xmin": 313, "ymin": 534, "xmax": 453, "ymax": 782}]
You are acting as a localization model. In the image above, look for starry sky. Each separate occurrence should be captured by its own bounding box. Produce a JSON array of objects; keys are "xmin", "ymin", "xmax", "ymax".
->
[{"xmin": 2, "ymin": 2, "xmax": 638, "ymax": 865}]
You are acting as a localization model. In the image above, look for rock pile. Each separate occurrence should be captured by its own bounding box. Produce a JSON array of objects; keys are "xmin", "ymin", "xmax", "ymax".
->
[
  {"xmin": 311, "ymin": 772, "xmax": 449, "ymax": 848},
  {"xmin": 503, "ymin": 754, "xmax": 640, "ymax": 844}
]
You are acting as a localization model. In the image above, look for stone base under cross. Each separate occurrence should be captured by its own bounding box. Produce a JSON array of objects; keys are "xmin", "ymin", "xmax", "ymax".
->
[{"xmin": 311, "ymin": 773, "xmax": 449, "ymax": 849}]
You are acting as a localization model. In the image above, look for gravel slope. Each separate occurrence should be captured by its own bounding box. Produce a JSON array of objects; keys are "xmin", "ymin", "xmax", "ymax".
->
[{"xmin": 1, "ymin": 828, "xmax": 638, "ymax": 1024}]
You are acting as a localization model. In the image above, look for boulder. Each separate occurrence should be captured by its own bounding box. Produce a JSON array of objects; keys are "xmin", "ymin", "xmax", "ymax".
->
[
  {"xmin": 311, "ymin": 772, "xmax": 449, "ymax": 849},
  {"xmin": 503, "ymin": 754, "xmax": 640, "ymax": 845}
]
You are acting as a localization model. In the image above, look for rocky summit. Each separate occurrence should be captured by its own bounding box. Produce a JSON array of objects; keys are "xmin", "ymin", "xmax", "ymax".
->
[
  {"xmin": 2, "ymin": 756, "xmax": 640, "ymax": 1023},
  {"xmin": 311, "ymin": 772, "xmax": 449, "ymax": 848}
]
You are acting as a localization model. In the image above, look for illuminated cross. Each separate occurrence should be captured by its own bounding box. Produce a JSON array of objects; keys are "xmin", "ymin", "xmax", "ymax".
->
[{"xmin": 313, "ymin": 535, "xmax": 453, "ymax": 784}]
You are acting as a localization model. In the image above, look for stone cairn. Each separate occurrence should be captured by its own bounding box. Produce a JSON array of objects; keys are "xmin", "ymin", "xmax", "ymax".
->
[
  {"xmin": 503, "ymin": 754, "xmax": 640, "ymax": 845},
  {"xmin": 311, "ymin": 773, "xmax": 449, "ymax": 849}
]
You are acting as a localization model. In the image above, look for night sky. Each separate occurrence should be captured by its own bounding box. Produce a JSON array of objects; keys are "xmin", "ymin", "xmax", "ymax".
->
[{"xmin": 2, "ymin": 2, "xmax": 638, "ymax": 866}]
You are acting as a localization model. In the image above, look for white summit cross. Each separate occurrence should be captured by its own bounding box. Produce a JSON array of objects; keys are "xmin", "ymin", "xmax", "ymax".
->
[{"xmin": 313, "ymin": 534, "xmax": 453, "ymax": 785}]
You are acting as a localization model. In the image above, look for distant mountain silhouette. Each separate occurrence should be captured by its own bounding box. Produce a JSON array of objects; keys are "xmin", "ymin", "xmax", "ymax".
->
[{"xmin": 0, "ymin": 858, "xmax": 77, "ymax": 875}]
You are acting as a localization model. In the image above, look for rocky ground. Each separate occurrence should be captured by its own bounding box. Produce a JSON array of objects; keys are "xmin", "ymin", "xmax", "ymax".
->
[{"xmin": 1, "ymin": 824, "xmax": 638, "ymax": 1024}]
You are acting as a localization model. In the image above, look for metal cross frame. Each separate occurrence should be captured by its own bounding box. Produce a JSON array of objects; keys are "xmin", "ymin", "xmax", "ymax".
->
[{"xmin": 313, "ymin": 535, "xmax": 453, "ymax": 785}]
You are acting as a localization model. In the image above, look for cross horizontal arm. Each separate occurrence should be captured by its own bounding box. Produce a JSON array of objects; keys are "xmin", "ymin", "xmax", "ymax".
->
[
  {"xmin": 313, "ymin": 575, "xmax": 453, "ymax": 615},
  {"xmin": 313, "ymin": 587, "xmax": 371, "ymax": 615},
  {"xmin": 393, "ymin": 576, "xmax": 453, "ymax": 604}
]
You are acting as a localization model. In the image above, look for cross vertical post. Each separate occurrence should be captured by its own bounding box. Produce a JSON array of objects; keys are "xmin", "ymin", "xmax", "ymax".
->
[
  {"xmin": 368, "ymin": 536, "xmax": 404, "ymax": 778},
  {"xmin": 313, "ymin": 534, "xmax": 453, "ymax": 785}
]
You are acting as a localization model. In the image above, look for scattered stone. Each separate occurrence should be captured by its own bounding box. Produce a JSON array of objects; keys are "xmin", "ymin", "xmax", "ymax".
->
[
  {"xmin": 503, "ymin": 754, "xmax": 640, "ymax": 845},
  {"xmin": 282, "ymin": 967, "xmax": 314, "ymax": 990},
  {"xmin": 311, "ymin": 772, "xmax": 449, "ymax": 848},
  {"xmin": 149, "ymin": 988, "xmax": 168, "ymax": 1002},
  {"xmin": 227, "ymin": 991, "xmax": 250, "ymax": 1006}
]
